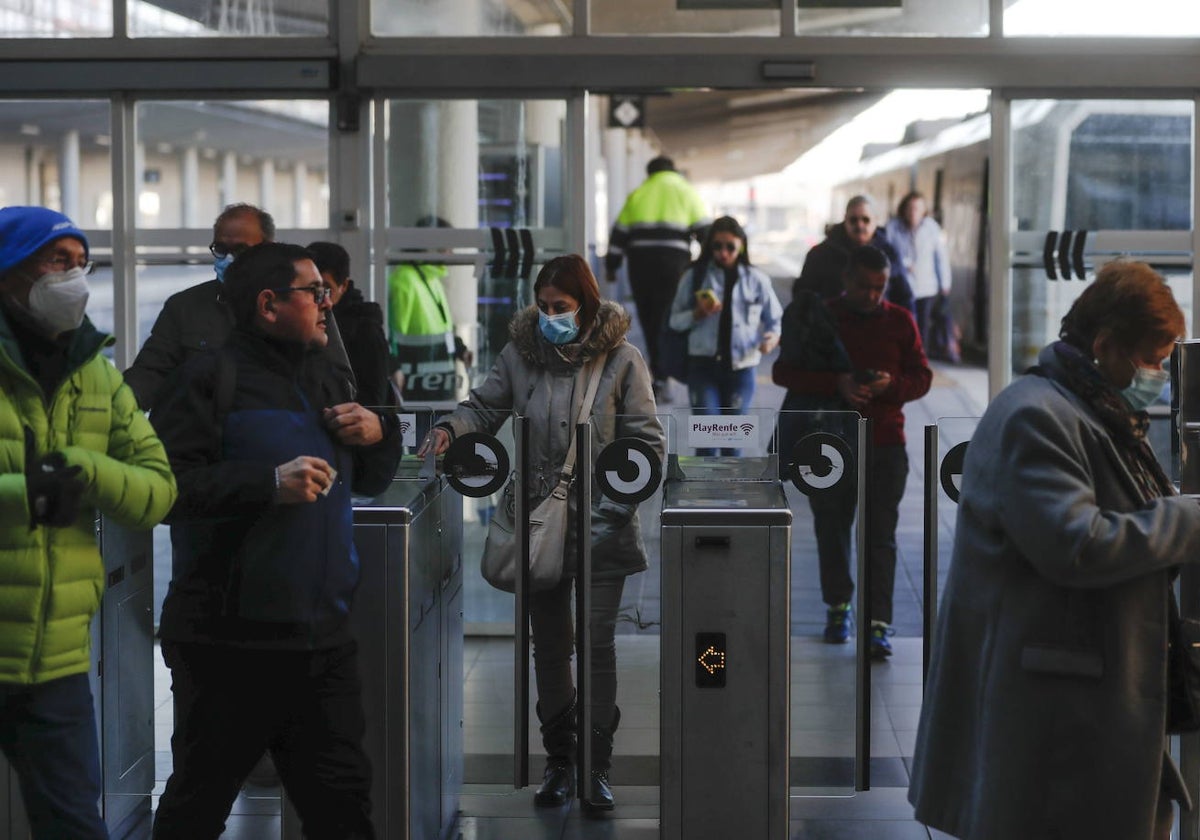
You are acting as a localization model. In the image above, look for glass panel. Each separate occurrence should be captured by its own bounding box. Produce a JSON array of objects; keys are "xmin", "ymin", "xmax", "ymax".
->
[
  {"xmin": 0, "ymin": 100, "xmax": 113, "ymax": 333},
  {"xmin": 777, "ymin": 409, "xmax": 860, "ymax": 797},
  {"xmin": 1010, "ymin": 99, "xmax": 1194, "ymax": 374},
  {"xmin": 1005, "ymin": 0, "xmax": 1200, "ymax": 37},
  {"xmin": 133, "ymin": 98, "xmax": 329, "ymax": 349},
  {"xmin": 383, "ymin": 98, "xmax": 568, "ymax": 402},
  {"xmin": 593, "ymin": 2, "xmax": 779, "ymax": 36},
  {"xmin": 371, "ymin": 0, "xmax": 571, "ymax": 36},
  {"xmin": 0, "ymin": 2, "xmax": 111, "ymax": 37},
  {"xmin": 586, "ymin": 412, "xmax": 669, "ymax": 800},
  {"xmin": 130, "ymin": 0, "xmax": 329, "ymax": 37},
  {"xmin": 797, "ymin": 0, "xmax": 987, "ymax": 36}
]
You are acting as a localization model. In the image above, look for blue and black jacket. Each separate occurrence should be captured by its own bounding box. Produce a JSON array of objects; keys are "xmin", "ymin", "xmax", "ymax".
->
[{"xmin": 152, "ymin": 328, "xmax": 401, "ymax": 650}]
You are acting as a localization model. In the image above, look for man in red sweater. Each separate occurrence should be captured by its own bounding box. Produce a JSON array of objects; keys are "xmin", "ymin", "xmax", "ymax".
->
[{"xmin": 773, "ymin": 245, "xmax": 932, "ymax": 658}]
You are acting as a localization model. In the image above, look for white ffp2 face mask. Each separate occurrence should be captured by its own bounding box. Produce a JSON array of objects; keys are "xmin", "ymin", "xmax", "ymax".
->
[{"xmin": 28, "ymin": 266, "xmax": 90, "ymax": 336}]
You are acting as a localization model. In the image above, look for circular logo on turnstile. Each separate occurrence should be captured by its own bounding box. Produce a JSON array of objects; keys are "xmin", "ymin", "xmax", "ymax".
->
[
  {"xmin": 789, "ymin": 433, "xmax": 853, "ymax": 495},
  {"xmin": 596, "ymin": 438, "xmax": 662, "ymax": 504},
  {"xmin": 939, "ymin": 441, "xmax": 969, "ymax": 504},
  {"xmin": 443, "ymin": 433, "xmax": 508, "ymax": 497}
]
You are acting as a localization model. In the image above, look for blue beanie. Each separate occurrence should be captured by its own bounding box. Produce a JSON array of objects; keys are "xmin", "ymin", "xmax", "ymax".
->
[{"xmin": 0, "ymin": 206, "xmax": 89, "ymax": 276}]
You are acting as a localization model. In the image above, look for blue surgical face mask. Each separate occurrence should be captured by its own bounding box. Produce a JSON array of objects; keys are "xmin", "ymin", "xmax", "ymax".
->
[
  {"xmin": 213, "ymin": 253, "xmax": 235, "ymax": 283},
  {"xmin": 1121, "ymin": 362, "xmax": 1169, "ymax": 412},
  {"xmin": 539, "ymin": 309, "xmax": 579, "ymax": 345}
]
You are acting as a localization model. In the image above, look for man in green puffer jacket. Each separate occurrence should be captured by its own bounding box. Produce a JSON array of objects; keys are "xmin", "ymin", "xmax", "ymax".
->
[{"xmin": 0, "ymin": 206, "xmax": 178, "ymax": 839}]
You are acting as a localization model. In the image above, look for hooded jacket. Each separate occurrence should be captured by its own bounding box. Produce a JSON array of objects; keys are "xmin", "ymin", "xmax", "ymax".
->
[
  {"xmin": 439, "ymin": 301, "xmax": 664, "ymax": 578},
  {"xmin": 0, "ymin": 308, "xmax": 177, "ymax": 684}
]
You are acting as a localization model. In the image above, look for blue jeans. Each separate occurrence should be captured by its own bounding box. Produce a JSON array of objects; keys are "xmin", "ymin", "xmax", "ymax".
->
[
  {"xmin": 687, "ymin": 358, "xmax": 757, "ymax": 456},
  {"xmin": 0, "ymin": 673, "xmax": 108, "ymax": 839}
]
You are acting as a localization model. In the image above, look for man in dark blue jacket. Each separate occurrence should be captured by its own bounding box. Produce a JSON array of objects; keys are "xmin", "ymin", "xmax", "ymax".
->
[{"xmin": 150, "ymin": 242, "xmax": 402, "ymax": 840}]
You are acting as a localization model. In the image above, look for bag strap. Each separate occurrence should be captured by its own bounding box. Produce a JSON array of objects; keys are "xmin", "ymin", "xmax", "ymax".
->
[{"xmin": 558, "ymin": 351, "xmax": 609, "ymax": 481}]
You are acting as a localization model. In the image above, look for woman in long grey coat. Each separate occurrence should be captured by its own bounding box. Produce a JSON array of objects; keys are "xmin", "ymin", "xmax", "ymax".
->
[
  {"xmin": 910, "ymin": 261, "xmax": 1200, "ymax": 840},
  {"xmin": 422, "ymin": 254, "xmax": 663, "ymax": 815}
]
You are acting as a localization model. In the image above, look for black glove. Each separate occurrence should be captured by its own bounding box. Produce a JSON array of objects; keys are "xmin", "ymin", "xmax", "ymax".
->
[{"xmin": 24, "ymin": 427, "xmax": 85, "ymax": 529}]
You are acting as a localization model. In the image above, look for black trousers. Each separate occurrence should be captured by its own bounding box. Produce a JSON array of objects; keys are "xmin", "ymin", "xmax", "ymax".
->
[
  {"xmin": 626, "ymin": 247, "xmax": 692, "ymax": 382},
  {"xmin": 808, "ymin": 444, "xmax": 909, "ymax": 626},
  {"xmin": 153, "ymin": 640, "xmax": 374, "ymax": 840}
]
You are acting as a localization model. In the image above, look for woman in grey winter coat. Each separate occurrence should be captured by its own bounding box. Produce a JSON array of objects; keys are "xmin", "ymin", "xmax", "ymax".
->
[
  {"xmin": 421, "ymin": 254, "xmax": 663, "ymax": 815},
  {"xmin": 909, "ymin": 261, "xmax": 1200, "ymax": 840}
]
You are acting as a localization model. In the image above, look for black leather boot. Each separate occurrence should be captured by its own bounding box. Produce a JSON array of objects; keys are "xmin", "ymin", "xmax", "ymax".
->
[
  {"xmin": 583, "ymin": 706, "xmax": 620, "ymax": 815},
  {"xmin": 533, "ymin": 694, "xmax": 577, "ymax": 807}
]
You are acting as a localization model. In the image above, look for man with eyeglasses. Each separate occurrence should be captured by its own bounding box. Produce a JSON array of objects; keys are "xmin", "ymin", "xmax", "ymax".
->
[
  {"xmin": 794, "ymin": 195, "xmax": 914, "ymax": 314},
  {"xmin": 0, "ymin": 205, "xmax": 178, "ymax": 838},
  {"xmin": 124, "ymin": 203, "xmax": 356, "ymax": 412},
  {"xmin": 149, "ymin": 242, "xmax": 401, "ymax": 840}
]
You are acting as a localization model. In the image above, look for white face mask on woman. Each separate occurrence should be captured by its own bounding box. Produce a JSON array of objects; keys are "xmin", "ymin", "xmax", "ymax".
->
[{"xmin": 27, "ymin": 266, "xmax": 90, "ymax": 336}]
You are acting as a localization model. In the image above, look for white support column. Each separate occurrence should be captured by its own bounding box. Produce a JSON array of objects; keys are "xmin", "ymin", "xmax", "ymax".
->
[
  {"xmin": 293, "ymin": 161, "xmax": 308, "ymax": 228},
  {"xmin": 221, "ymin": 151, "xmax": 238, "ymax": 208},
  {"xmin": 181, "ymin": 145, "xmax": 200, "ymax": 228},
  {"xmin": 602, "ymin": 121, "xmax": 627, "ymax": 255},
  {"xmin": 987, "ymin": 94, "xmax": 1012, "ymax": 400},
  {"xmin": 60, "ymin": 129, "xmax": 80, "ymax": 220},
  {"xmin": 565, "ymin": 95, "xmax": 588, "ymax": 256},
  {"xmin": 438, "ymin": 100, "xmax": 480, "ymax": 394},
  {"xmin": 259, "ymin": 159, "xmax": 276, "ymax": 222}
]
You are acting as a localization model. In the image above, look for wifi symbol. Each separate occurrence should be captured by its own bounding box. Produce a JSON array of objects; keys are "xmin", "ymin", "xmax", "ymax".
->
[
  {"xmin": 740, "ymin": 423, "xmax": 754, "ymax": 436},
  {"xmin": 399, "ymin": 420, "xmax": 412, "ymax": 436}
]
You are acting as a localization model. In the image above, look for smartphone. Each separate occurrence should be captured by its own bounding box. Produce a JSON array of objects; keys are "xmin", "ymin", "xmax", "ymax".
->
[
  {"xmin": 853, "ymin": 369, "xmax": 882, "ymax": 384},
  {"xmin": 695, "ymin": 288, "xmax": 720, "ymax": 306}
]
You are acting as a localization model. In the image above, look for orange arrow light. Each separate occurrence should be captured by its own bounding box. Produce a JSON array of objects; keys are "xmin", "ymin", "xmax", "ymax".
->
[{"xmin": 697, "ymin": 645, "xmax": 726, "ymax": 675}]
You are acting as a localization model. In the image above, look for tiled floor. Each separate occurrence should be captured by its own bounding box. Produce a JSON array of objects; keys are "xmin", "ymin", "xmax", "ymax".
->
[{"xmin": 146, "ymin": 358, "xmax": 989, "ymax": 839}]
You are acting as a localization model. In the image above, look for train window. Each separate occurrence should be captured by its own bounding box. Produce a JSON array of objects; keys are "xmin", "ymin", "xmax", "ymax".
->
[
  {"xmin": 1010, "ymin": 98, "xmax": 1194, "ymax": 375},
  {"xmin": 371, "ymin": 0, "xmax": 571, "ymax": 36},
  {"xmin": 128, "ymin": 0, "xmax": 329, "ymax": 37},
  {"xmin": 1005, "ymin": 0, "xmax": 1200, "ymax": 36}
]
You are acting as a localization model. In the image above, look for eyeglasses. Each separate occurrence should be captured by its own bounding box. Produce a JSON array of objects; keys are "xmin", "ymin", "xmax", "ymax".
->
[
  {"xmin": 209, "ymin": 241, "xmax": 252, "ymax": 260},
  {"xmin": 271, "ymin": 284, "xmax": 332, "ymax": 305},
  {"xmin": 712, "ymin": 242, "xmax": 739, "ymax": 253},
  {"xmin": 35, "ymin": 253, "xmax": 94, "ymax": 275},
  {"xmin": 846, "ymin": 216, "xmax": 873, "ymax": 226}
]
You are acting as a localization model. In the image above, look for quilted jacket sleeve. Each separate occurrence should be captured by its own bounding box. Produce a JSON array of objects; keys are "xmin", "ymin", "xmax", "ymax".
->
[{"xmin": 62, "ymin": 360, "xmax": 178, "ymax": 529}]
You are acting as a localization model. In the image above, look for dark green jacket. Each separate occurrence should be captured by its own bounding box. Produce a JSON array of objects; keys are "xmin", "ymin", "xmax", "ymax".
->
[{"xmin": 0, "ymin": 310, "xmax": 177, "ymax": 684}]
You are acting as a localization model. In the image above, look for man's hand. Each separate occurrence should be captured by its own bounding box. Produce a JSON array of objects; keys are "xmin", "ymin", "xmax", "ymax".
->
[
  {"xmin": 417, "ymin": 427, "xmax": 451, "ymax": 458},
  {"xmin": 322, "ymin": 403, "xmax": 384, "ymax": 446},
  {"xmin": 836, "ymin": 373, "xmax": 870, "ymax": 410},
  {"xmin": 866, "ymin": 371, "xmax": 892, "ymax": 396},
  {"xmin": 759, "ymin": 332, "xmax": 780, "ymax": 355},
  {"xmin": 276, "ymin": 455, "xmax": 334, "ymax": 504}
]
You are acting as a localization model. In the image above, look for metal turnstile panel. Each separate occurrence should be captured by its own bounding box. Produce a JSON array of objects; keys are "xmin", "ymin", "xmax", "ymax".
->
[{"xmin": 661, "ymin": 478, "xmax": 791, "ymax": 840}]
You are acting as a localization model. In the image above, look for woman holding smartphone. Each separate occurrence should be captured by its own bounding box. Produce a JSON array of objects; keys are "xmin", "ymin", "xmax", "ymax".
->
[{"xmin": 667, "ymin": 215, "xmax": 782, "ymax": 455}]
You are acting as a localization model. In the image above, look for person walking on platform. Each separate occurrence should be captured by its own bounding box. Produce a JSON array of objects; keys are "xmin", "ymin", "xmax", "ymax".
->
[
  {"xmin": 420, "ymin": 255, "xmax": 663, "ymax": 815},
  {"xmin": 0, "ymin": 205, "xmax": 178, "ymax": 838},
  {"xmin": 150, "ymin": 243, "xmax": 403, "ymax": 840},
  {"xmin": 795, "ymin": 195, "xmax": 914, "ymax": 315},
  {"xmin": 773, "ymin": 245, "xmax": 930, "ymax": 659},
  {"xmin": 604, "ymin": 155, "xmax": 710, "ymax": 402},
  {"xmin": 308, "ymin": 240, "xmax": 394, "ymax": 408},
  {"xmin": 666, "ymin": 215, "xmax": 782, "ymax": 455},
  {"xmin": 387, "ymin": 215, "xmax": 472, "ymax": 402},
  {"xmin": 910, "ymin": 261, "xmax": 1200, "ymax": 840},
  {"xmin": 125, "ymin": 202, "xmax": 356, "ymax": 412},
  {"xmin": 884, "ymin": 191, "xmax": 955, "ymax": 359}
]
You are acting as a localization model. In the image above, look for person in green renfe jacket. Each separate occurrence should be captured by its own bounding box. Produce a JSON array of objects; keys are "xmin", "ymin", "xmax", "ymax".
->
[{"xmin": 0, "ymin": 206, "xmax": 177, "ymax": 839}]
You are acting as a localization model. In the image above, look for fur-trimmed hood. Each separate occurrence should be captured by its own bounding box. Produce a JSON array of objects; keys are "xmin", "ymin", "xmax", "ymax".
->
[{"xmin": 509, "ymin": 300, "xmax": 632, "ymax": 367}]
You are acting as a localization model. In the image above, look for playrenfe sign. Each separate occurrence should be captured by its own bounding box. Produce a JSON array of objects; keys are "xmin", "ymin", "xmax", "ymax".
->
[{"xmin": 687, "ymin": 415, "xmax": 760, "ymax": 448}]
